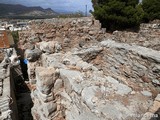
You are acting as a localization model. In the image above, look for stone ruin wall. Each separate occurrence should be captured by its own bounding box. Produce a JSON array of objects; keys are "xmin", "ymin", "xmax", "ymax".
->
[
  {"xmin": 0, "ymin": 48, "xmax": 20, "ymax": 120},
  {"xmin": 18, "ymin": 17, "xmax": 106, "ymax": 53},
  {"xmin": 110, "ymin": 21, "xmax": 160, "ymax": 51},
  {"xmin": 18, "ymin": 17, "xmax": 160, "ymax": 120}
]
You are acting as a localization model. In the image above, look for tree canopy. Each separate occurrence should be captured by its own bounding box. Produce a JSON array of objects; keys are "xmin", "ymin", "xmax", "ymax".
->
[
  {"xmin": 142, "ymin": 0, "xmax": 160, "ymax": 22},
  {"xmin": 92, "ymin": 0, "xmax": 160, "ymax": 31}
]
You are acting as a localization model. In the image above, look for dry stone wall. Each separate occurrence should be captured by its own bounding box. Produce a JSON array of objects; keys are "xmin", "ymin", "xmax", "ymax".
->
[
  {"xmin": 18, "ymin": 17, "xmax": 160, "ymax": 120},
  {"xmin": 111, "ymin": 22, "xmax": 160, "ymax": 51},
  {"xmin": 18, "ymin": 17, "xmax": 106, "ymax": 54}
]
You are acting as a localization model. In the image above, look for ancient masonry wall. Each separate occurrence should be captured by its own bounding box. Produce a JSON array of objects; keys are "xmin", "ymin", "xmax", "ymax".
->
[
  {"xmin": 19, "ymin": 17, "xmax": 160, "ymax": 120},
  {"xmin": 18, "ymin": 17, "xmax": 106, "ymax": 53},
  {"xmin": 0, "ymin": 48, "xmax": 19, "ymax": 120}
]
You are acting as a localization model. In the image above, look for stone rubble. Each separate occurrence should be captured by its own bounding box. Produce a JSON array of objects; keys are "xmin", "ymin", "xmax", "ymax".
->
[{"xmin": 18, "ymin": 17, "xmax": 160, "ymax": 120}]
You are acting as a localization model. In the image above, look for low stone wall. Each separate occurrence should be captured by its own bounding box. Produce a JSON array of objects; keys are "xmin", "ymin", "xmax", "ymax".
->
[
  {"xmin": 0, "ymin": 48, "xmax": 19, "ymax": 120},
  {"xmin": 27, "ymin": 40, "xmax": 160, "ymax": 120},
  {"xmin": 111, "ymin": 22, "xmax": 160, "ymax": 51}
]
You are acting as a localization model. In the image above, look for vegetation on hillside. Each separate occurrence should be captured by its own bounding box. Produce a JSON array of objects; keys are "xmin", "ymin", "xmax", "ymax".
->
[
  {"xmin": 91, "ymin": 0, "xmax": 160, "ymax": 31},
  {"xmin": 0, "ymin": 3, "xmax": 57, "ymax": 18}
]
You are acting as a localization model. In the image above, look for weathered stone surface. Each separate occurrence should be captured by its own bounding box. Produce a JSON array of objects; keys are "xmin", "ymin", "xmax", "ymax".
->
[
  {"xmin": 31, "ymin": 89, "xmax": 54, "ymax": 103},
  {"xmin": 141, "ymin": 91, "xmax": 152, "ymax": 97},
  {"xmin": 41, "ymin": 53, "xmax": 66, "ymax": 68},
  {"xmin": 25, "ymin": 48, "xmax": 42, "ymax": 62},
  {"xmin": 53, "ymin": 79, "xmax": 63, "ymax": 94},
  {"xmin": 36, "ymin": 67, "xmax": 59, "ymax": 95},
  {"xmin": 0, "ymin": 48, "xmax": 20, "ymax": 120},
  {"xmin": 27, "ymin": 61, "xmax": 39, "ymax": 84},
  {"xmin": 18, "ymin": 18, "xmax": 160, "ymax": 120},
  {"xmin": 60, "ymin": 69, "xmax": 83, "ymax": 94},
  {"xmin": 38, "ymin": 41, "xmax": 55, "ymax": 53},
  {"xmin": 101, "ymin": 39, "xmax": 160, "ymax": 63},
  {"xmin": 73, "ymin": 47, "xmax": 103, "ymax": 62},
  {"xmin": 155, "ymin": 94, "xmax": 160, "ymax": 102},
  {"xmin": 38, "ymin": 41, "xmax": 61, "ymax": 54},
  {"xmin": 42, "ymin": 102, "xmax": 57, "ymax": 117}
]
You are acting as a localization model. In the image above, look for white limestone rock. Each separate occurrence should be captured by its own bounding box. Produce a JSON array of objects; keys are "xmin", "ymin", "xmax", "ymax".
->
[
  {"xmin": 60, "ymin": 69, "xmax": 83, "ymax": 94},
  {"xmin": 35, "ymin": 67, "xmax": 59, "ymax": 95}
]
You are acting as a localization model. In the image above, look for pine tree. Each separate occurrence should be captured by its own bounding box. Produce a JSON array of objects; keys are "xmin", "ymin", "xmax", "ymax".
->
[
  {"xmin": 142, "ymin": 0, "xmax": 160, "ymax": 22},
  {"xmin": 92, "ymin": 0, "xmax": 144, "ymax": 31}
]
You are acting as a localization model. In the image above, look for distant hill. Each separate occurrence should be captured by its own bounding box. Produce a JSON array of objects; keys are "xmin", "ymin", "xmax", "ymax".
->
[{"xmin": 0, "ymin": 3, "xmax": 58, "ymax": 19}]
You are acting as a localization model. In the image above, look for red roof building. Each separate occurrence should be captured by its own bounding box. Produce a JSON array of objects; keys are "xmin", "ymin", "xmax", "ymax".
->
[{"xmin": 0, "ymin": 31, "xmax": 10, "ymax": 48}]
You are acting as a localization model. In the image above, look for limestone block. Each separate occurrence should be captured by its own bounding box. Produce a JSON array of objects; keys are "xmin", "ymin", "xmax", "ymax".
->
[
  {"xmin": 106, "ymin": 76, "xmax": 132, "ymax": 96},
  {"xmin": 27, "ymin": 61, "xmax": 40, "ymax": 84},
  {"xmin": 38, "ymin": 41, "xmax": 55, "ymax": 54},
  {"xmin": 81, "ymin": 86, "xmax": 101, "ymax": 109},
  {"xmin": 36, "ymin": 67, "xmax": 59, "ymax": 95},
  {"xmin": 32, "ymin": 89, "xmax": 54, "ymax": 102},
  {"xmin": 149, "ymin": 101, "xmax": 160, "ymax": 113},
  {"xmin": 60, "ymin": 69, "xmax": 83, "ymax": 94},
  {"xmin": 53, "ymin": 79, "xmax": 63, "ymax": 94},
  {"xmin": 42, "ymin": 102, "xmax": 57, "ymax": 117},
  {"xmin": 41, "ymin": 53, "xmax": 66, "ymax": 69},
  {"xmin": 141, "ymin": 91, "xmax": 152, "ymax": 97}
]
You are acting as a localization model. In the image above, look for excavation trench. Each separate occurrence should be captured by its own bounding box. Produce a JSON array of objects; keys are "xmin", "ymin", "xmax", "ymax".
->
[{"xmin": 11, "ymin": 58, "xmax": 33, "ymax": 120}]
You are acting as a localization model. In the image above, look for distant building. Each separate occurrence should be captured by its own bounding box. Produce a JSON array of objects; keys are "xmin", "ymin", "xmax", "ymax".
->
[
  {"xmin": 0, "ymin": 20, "xmax": 30, "ymax": 31},
  {"xmin": 0, "ymin": 27, "xmax": 5, "ymax": 31}
]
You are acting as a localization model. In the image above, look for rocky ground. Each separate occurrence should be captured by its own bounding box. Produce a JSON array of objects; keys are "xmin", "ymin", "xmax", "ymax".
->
[{"xmin": 18, "ymin": 17, "xmax": 160, "ymax": 120}]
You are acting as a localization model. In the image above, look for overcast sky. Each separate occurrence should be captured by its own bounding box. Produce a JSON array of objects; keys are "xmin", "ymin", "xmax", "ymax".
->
[{"xmin": 0, "ymin": 0, "xmax": 93, "ymax": 13}]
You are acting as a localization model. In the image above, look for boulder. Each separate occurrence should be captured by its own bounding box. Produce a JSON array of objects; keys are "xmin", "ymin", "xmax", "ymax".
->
[
  {"xmin": 25, "ymin": 48, "xmax": 42, "ymax": 62},
  {"xmin": 35, "ymin": 67, "xmax": 59, "ymax": 95},
  {"xmin": 38, "ymin": 41, "xmax": 55, "ymax": 54}
]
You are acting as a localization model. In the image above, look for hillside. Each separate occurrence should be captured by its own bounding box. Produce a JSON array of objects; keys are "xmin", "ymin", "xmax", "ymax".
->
[{"xmin": 0, "ymin": 3, "xmax": 57, "ymax": 18}]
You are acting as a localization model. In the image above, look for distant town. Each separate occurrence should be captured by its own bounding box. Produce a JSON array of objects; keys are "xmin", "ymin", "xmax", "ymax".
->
[{"xmin": 0, "ymin": 19, "xmax": 30, "ymax": 31}]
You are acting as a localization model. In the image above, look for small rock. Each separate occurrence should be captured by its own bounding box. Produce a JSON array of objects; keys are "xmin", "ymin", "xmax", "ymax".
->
[
  {"xmin": 141, "ymin": 91, "xmax": 152, "ymax": 97},
  {"xmin": 130, "ymin": 91, "xmax": 136, "ymax": 95},
  {"xmin": 152, "ymin": 79, "xmax": 160, "ymax": 85}
]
